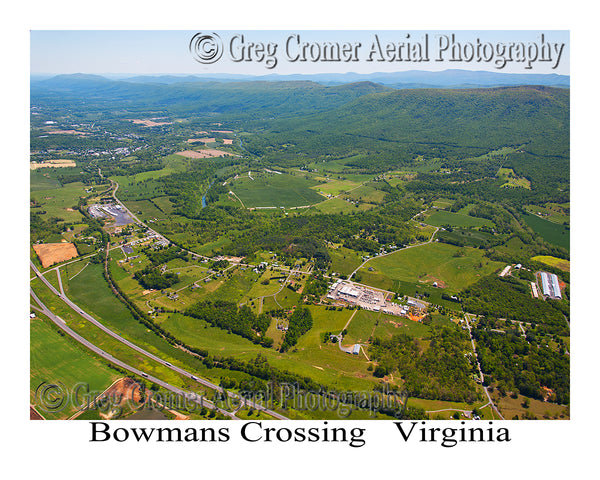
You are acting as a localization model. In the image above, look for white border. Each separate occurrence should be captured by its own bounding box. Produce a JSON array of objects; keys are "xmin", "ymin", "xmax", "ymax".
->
[{"xmin": 6, "ymin": 0, "xmax": 598, "ymax": 477}]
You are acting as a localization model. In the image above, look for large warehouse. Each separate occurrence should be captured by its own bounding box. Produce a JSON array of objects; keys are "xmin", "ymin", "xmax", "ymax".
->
[{"xmin": 540, "ymin": 271, "xmax": 562, "ymax": 299}]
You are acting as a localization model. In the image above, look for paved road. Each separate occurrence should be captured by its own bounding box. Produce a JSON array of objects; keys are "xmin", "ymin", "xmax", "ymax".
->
[{"xmin": 30, "ymin": 260, "xmax": 288, "ymax": 420}]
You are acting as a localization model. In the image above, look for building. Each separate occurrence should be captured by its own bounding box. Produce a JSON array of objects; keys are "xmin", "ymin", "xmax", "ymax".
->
[
  {"xmin": 339, "ymin": 285, "xmax": 360, "ymax": 298},
  {"xmin": 531, "ymin": 282, "xmax": 539, "ymax": 299},
  {"xmin": 352, "ymin": 344, "xmax": 361, "ymax": 355},
  {"xmin": 540, "ymin": 271, "xmax": 562, "ymax": 299}
]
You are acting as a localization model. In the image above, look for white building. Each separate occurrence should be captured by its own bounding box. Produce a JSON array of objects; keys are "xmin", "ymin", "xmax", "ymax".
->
[{"xmin": 540, "ymin": 271, "xmax": 562, "ymax": 299}]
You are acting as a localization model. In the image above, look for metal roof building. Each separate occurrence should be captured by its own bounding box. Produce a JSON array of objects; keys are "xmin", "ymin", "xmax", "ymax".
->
[{"xmin": 540, "ymin": 272, "xmax": 562, "ymax": 299}]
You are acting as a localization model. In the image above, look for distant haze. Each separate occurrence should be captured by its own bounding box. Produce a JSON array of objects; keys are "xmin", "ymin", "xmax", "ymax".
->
[{"xmin": 30, "ymin": 69, "xmax": 569, "ymax": 89}]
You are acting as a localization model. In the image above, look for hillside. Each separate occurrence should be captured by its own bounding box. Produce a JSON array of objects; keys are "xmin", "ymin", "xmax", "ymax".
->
[
  {"xmin": 31, "ymin": 75, "xmax": 392, "ymax": 118},
  {"xmin": 244, "ymin": 86, "xmax": 569, "ymax": 171}
]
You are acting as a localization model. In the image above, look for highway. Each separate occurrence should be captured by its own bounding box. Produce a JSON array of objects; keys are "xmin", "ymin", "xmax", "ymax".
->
[
  {"xmin": 29, "ymin": 287, "xmax": 232, "ymax": 418},
  {"xmin": 30, "ymin": 259, "xmax": 289, "ymax": 420}
]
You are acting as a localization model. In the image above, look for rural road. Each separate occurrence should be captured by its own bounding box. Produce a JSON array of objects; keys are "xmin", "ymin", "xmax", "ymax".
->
[
  {"xmin": 463, "ymin": 313, "xmax": 505, "ymax": 420},
  {"xmin": 30, "ymin": 260, "xmax": 288, "ymax": 420}
]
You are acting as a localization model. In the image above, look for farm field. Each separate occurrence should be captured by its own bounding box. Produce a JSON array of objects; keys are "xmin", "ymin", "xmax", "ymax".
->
[
  {"xmin": 33, "ymin": 242, "xmax": 79, "ymax": 268},
  {"xmin": 312, "ymin": 197, "xmax": 374, "ymax": 214},
  {"xmin": 30, "ymin": 315, "xmax": 120, "ymax": 419},
  {"xmin": 30, "ymin": 169, "xmax": 62, "ymax": 190},
  {"xmin": 123, "ymin": 199, "xmax": 165, "ymax": 221},
  {"xmin": 357, "ymin": 242, "xmax": 503, "ymax": 292},
  {"xmin": 342, "ymin": 184, "xmax": 386, "ymax": 204},
  {"xmin": 497, "ymin": 167, "xmax": 531, "ymax": 189},
  {"xmin": 431, "ymin": 198, "xmax": 455, "ymax": 209},
  {"xmin": 311, "ymin": 178, "xmax": 361, "ymax": 196},
  {"xmin": 344, "ymin": 309, "xmax": 434, "ymax": 346},
  {"xmin": 524, "ymin": 203, "xmax": 570, "ymax": 225},
  {"xmin": 31, "ymin": 275, "xmax": 213, "ymax": 400},
  {"xmin": 30, "ymin": 183, "xmax": 91, "ymax": 223},
  {"xmin": 436, "ymin": 227, "xmax": 496, "ymax": 248},
  {"xmin": 424, "ymin": 210, "xmax": 492, "ymax": 228},
  {"xmin": 175, "ymin": 149, "xmax": 232, "ymax": 158},
  {"xmin": 531, "ymin": 255, "xmax": 570, "ymax": 272},
  {"xmin": 230, "ymin": 173, "xmax": 324, "ymax": 208},
  {"xmin": 522, "ymin": 212, "xmax": 570, "ymax": 249},
  {"xmin": 328, "ymin": 246, "xmax": 364, "ymax": 277},
  {"xmin": 159, "ymin": 305, "xmax": 376, "ymax": 392}
]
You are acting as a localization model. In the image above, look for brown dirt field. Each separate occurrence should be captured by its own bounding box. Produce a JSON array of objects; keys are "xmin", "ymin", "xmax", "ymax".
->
[
  {"xmin": 47, "ymin": 129, "xmax": 89, "ymax": 135},
  {"xmin": 131, "ymin": 119, "xmax": 172, "ymax": 127},
  {"xmin": 99, "ymin": 377, "xmax": 144, "ymax": 419},
  {"xmin": 30, "ymin": 159, "xmax": 76, "ymax": 169},
  {"xmin": 223, "ymin": 139, "xmax": 234, "ymax": 145},
  {"xmin": 104, "ymin": 377, "xmax": 143, "ymax": 403},
  {"xmin": 187, "ymin": 138, "xmax": 216, "ymax": 144},
  {"xmin": 424, "ymin": 276, "xmax": 447, "ymax": 288},
  {"xmin": 407, "ymin": 313, "xmax": 424, "ymax": 322},
  {"xmin": 175, "ymin": 149, "xmax": 231, "ymax": 159},
  {"xmin": 33, "ymin": 242, "xmax": 79, "ymax": 268},
  {"xmin": 388, "ymin": 320, "xmax": 404, "ymax": 328},
  {"xmin": 30, "ymin": 406, "xmax": 44, "ymax": 420},
  {"xmin": 211, "ymin": 129, "xmax": 233, "ymax": 133},
  {"xmin": 222, "ymin": 255, "xmax": 244, "ymax": 262}
]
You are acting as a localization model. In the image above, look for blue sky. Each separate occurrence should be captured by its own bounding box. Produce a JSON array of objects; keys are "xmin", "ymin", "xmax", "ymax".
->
[{"xmin": 30, "ymin": 30, "xmax": 570, "ymax": 76}]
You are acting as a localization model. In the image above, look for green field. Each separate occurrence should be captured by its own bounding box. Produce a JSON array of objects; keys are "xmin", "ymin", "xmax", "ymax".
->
[
  {"xmin": 30, "ymin": 183, "xmax": 92, "ymax": 223},
  {"xmin": 358, "ymin": 242, "xmax": 502, "ymax": 293},
  {"xmin": 497, "ymin": 167, "xmax": 531, "ymax": 189},
  {"xmin": 436, "ymin": 227, "xmax": 496, "ymax": 248},
  {"xmin": 431, "ymin": 198, "xmax": 455, "ymax": 209},
  {"xmin": 522, "ymin": 212, "xmax": 570, "ymax": 249},
  {"xmin": 425, "ymin": 210, "xmax": 492, "ymax": 228},
  {"xmin": 524, "ymin": 203, "xmax": 570, "ymax": 225},
  {"xmin": 312, "ymin": 197, "xmax": 374, "ymax": 214},
  {"xmin": 342, "ymin": 184, "xmax": 386, "ymax": 204},
  {"xmin": 230, "ymin": 173, "xmax": 325, "ymax": 208},
  {"xmin": 30, "ymin": 169, "xmax": 62, "ymax": 191},
  {"xmin": 311, "ymin": 178, "xmax": 361, "ymax": 196},
  {"xmin": 328, "ymin": 246, "xmax": 364, "ymax": 276},
  {"xmin": 531, "ymin": 255, "xmax": 570, "ymax": 272},
  {"xmin": 123, "ymin": 199, "xmax": 165, "ymax": 221},
  {"xmin": 151, "ymin": 196, "xmax": 175, "ymax": 214},
  {"xmin": 344, "ymin": 309, "xmax": 434, "ymax": 346},
  {"xmin": 30, "ymin": 315, "xmax": 120, "ymax": 419},
  {"xmin": 160, "ymin": 305, "xmax": 376, "ymax": 392}
]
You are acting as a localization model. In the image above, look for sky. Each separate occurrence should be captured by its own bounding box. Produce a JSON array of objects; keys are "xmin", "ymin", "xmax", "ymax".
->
[{"xmin": 30, "ymin": 30, "xmax": 570, "ymax": 77}]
